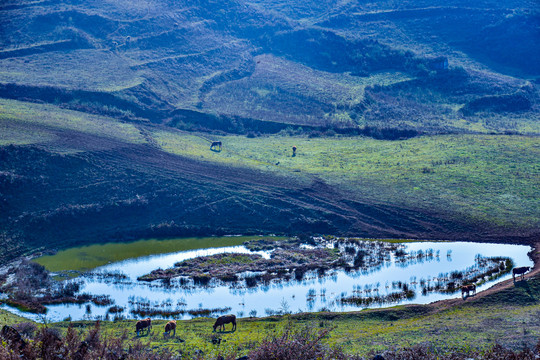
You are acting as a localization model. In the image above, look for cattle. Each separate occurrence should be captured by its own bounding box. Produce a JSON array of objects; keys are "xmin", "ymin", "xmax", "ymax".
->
[
  {"xmin": 210, "ymin": 141, "xmax": 222, "ymax": 151},
  {"xmin": 164, "ymin": 320, "xmax": 176, "ymax": 338},
  {"xmin": 135, "ymin": 318, "xmax": 152, "ymax": 336},
  {"xmin": 213, "ymin": 314, "xmax": 236, "ymax": 332},
  {"xmin": 513, "ymin": 266, "xmax": 530, "ymax": 281}
]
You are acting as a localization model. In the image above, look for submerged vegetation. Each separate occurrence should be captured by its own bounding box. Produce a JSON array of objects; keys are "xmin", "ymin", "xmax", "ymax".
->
[{"xmin": 137, "ymin": 237, "xmax": 400, "ymax": 283}]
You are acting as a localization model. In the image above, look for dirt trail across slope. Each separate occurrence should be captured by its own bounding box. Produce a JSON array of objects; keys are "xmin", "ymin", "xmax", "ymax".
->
[{"xmin": 1, "ymin": 126, "xmax": 538, "ymax": 262}]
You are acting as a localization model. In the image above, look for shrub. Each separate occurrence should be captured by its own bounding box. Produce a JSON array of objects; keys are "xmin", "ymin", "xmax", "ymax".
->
[{"xmin": 248, "ymin": 323, "xmax": 350, "ymax": 360}]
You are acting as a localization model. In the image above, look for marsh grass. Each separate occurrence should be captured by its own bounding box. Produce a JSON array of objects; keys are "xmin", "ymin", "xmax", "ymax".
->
[{"xmin": 34, "ymin": 236, "xmax": 277, "ymax": 273}]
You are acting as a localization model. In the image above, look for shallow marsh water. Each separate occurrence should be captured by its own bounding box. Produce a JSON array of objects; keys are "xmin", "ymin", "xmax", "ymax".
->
[{"xmin": 2, "ymin": 239, "xmax": 533, "ymax": 322}]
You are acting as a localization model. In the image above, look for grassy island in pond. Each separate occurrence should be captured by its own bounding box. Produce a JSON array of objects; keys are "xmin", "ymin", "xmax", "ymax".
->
[{"xmin": 34, "ymin": 236, "xmax": 282, "ymax": 274}]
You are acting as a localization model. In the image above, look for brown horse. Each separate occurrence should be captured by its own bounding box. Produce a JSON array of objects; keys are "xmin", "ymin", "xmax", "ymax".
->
[
  {"xmin": 513, "ymin": 266, "xmax": 530, "ymax": 281},
  {"xmin": 461, "ymin": 284, "xmax": 476, "ymax": 297},
  {"xmin": 135, "ymin": 318, "xmax": 152, "ymax": 336},
  {"xmin": 210, "ymin": 141, "xmax": 222, "ymax": 151},
  {"xmin": 213, "ymin": 314, "xmax": 236, "ymax": 332},
  {"xmin": 164, "ymin": 320, "xmax": 176, "ymax": 338}
]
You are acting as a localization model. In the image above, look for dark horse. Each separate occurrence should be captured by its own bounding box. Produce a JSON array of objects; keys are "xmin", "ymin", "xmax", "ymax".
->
[
  {"xmin": 213, "ymin": 314, "xmax": 236, "ymax": 332},
  {"xmin": 513, "ymin": 266, "xmax": 530, "ymax": 281},
  {"xmin": 461, "ymin": 284, "xmax": 476, "ymax": 297},
  {"xmin": 164, "ymin": 320, "xmax": 176, "ymax": 338},
  {"xmin": 210, "ymin": 141, "xmax": 222, "ymax": 151},
  {"xmin": 135, "ymin": 318, "xmax": 152, "ymax": 336}
]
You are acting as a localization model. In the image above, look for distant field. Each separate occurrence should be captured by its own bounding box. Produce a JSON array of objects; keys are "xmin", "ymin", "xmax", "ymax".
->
[
  {"xmin": 1, "ymin": 98, "xmax": 538, "ymax": 231},
  {"xmin": 154, "ymin": 130, "xmax": 540, "ymax": 230},
  {"xmin": 0, "ymin": 98, "xmax": 145, "ymax": 147}
]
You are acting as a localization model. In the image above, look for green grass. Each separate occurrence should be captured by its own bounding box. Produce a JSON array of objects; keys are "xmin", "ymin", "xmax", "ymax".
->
[
  {"xmin": 202, "ymin": 54, "xmax": 414, "ymax": 126},
  {"xmin": 0, "ymin": 98, "xmax": 146, "ymax": 147},
  {"xmin": 34, "ymin": 236, "xmax": 284, "ymax": 273},
  {"xmin": 2, "ymin": 97, "xmax": 538, "ymax": 230},
  {"xmin": 0, "ymin": 49, "xmax": 142, "ymax": 92},
  {"xmin": 153, "ymin": 131, "xmax": 540, "ymax": 229}
]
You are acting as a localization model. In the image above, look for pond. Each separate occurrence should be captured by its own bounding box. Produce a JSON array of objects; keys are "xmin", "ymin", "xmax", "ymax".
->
[{"xmin": 1, "ymin": 237, "xmax": 533, "ymax": 322}]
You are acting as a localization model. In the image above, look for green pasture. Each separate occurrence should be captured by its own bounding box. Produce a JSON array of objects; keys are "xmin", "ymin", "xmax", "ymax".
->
[
  {"xmin": 154, "ymin": 131, "xmax": 540, "ymax": 229},
  {"xmin": 2, "ymin": 98, "xmax": 539, "ymax": 229},
  {"xmin": 0, "ymin": 98, "xmax": 145, "ymax": 146},
  {"xmin": 34, "ymin": 236, "xmax": 283, "ymax": 273}
]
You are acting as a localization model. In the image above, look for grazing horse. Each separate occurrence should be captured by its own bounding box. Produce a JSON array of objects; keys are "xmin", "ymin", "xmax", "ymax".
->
[
  {"xmin": 135, "ymin": 318, "xmax": 152, "ymax": 336},
  {"xmin": 461, "ymin": 284, "xmax": 476, "ymax": 297},
  {"xmin": 213, "ymin": 314, "xmax": 236, "ymax": 332},
  {"xmin": 513, "ymin": 266, "xmax": 530, "ymax": 281},
  {"xmin": 164, "ymin": 320, "xmax": 176, "ymax": 338},
  {"xmin": 210, "ymin": 141, "xmax": 222, "ymax": 151}
]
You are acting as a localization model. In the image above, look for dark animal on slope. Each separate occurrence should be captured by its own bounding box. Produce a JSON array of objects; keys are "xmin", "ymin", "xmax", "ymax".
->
[
  {"xmin": 513, "ymin": 266, "xmax": 530, "ymax": 281},
  {"xmin": 164, "ymin": 320, "xmax": 176, "ymax": 338},
  {"xmin": 213, "ymin": 314, "xmax": 236, "ymax": 332},
  {"xmin": 1, "ymin": 325, "xmax": 26, "ymax": 351},
  {"xmin": 210, "ymin": 141, "xmax": 222, "ymax": 151},
  {"xmin": 461, "ymin": 284, "xmax": 476, "ymax": 297},
  {"xmin": 292, "ymin": 146, "xmax": 297, "ymax": 157},
  {"xmin": 135, "ymin": 318, "xmax": 152, "ymax": 336}
]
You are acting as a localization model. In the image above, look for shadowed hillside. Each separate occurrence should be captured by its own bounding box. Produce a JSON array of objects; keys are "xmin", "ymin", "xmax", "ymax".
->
[{"xmin": 0, "ymin": 0, "xmax": 538, "ymax": 134}]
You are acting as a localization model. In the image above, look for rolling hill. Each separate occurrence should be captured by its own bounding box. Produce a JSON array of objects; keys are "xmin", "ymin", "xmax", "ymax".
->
[
  {"xmin": 0, "ymin": 0, "xmax": 538, "ymax": 134},
  {"xmin": 0, "ymin": 0, "xmax": 539, "ymax": 260}
]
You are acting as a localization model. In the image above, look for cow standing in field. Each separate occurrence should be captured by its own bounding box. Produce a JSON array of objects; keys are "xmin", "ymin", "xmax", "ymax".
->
[
  {"xmin": 461, "ymin": 284, "xmax": 476, "ymax": 298},
  {"xmin": 135, "ymin": 318, "xmax": 152, "ymax": 336},
  {"xmin": 213, "ymin": 314, "xmax": 236, "ymax": 332},
  {"xmin": 292, "ymin": 146, "xmax": 297, "ymax": 157},
  {"xmin": 513, "ymin": 266, "xmax": 530, "ymax": 281},
  {"xmin": 164, "ymin": 320, "xmax": 176, "ymax": 338}
]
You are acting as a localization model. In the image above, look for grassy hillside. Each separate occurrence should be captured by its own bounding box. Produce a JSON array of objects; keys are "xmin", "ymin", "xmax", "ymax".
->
[
  {"xmin": 0, "ymin": 0, "xmax": 538, "ymax": 134},
  {"xmin": 0, "ymin": 99, "xmax": 538, "ymax": 262}
]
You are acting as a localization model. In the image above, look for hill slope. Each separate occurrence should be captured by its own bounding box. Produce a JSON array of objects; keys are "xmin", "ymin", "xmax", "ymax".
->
[
  {"xmin": 0, "ymin": 0, "xmax": 538, "ymax": 134},
  {"xmin": 1, "ymin": 99, "xmax": 538, "ymax": 261}
]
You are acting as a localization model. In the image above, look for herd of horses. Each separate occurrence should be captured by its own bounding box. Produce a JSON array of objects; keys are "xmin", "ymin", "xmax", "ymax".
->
[
  {"xmin": 135, "ymin": 315, "xmax": 236, "ymax": 337},
  {"xmin": 132, "ymin": 267, "xmax": 532, "ymax": 336}
]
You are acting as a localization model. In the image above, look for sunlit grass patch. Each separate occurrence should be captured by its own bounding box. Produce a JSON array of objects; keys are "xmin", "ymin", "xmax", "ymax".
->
[
  {"xmin": 34, "ymin": 236, "xmax": 284, "ymax": 273},
  {"xmin": 153, "ymin": 131, "xmax": 540, "ymax": 228},
  {"xmin": 0, "ymin": 98, "xmax": 145, "ymax": 145}
]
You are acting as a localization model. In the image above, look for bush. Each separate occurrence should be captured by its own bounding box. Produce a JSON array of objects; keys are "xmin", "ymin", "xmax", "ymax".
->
[{"xmin": 248, "ymin": 323, "xmax": 350, "ymax": 360}]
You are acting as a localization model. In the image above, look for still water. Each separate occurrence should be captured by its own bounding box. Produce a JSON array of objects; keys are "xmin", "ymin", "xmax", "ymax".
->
[{"xmin": 2, "ymin": 240, "xmax": 532, "ymax": 322}]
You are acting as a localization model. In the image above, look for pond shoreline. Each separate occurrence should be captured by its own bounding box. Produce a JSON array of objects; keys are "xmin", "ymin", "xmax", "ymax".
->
[{"xmin": 0, "ymin": 237, "xmax": 536, "ymax": 322}]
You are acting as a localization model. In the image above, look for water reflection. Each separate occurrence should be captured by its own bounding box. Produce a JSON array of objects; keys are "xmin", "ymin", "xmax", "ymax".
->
[{"xmin": 0, "ymin": 241, "xmax": 533, "ymax": 322}]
